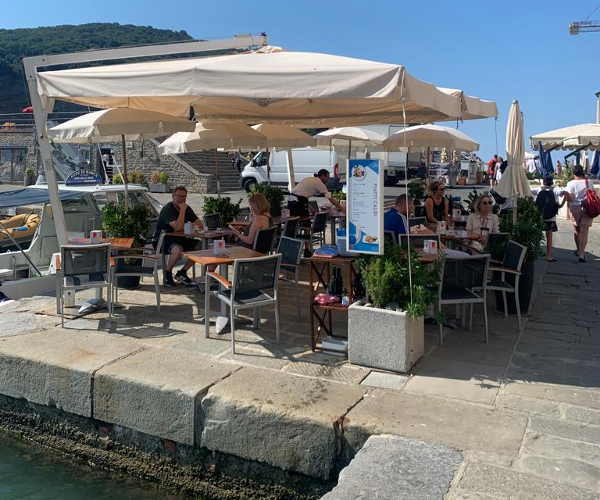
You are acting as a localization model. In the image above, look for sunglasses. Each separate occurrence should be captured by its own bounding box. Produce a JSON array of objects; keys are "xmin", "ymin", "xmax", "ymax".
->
[{"xmin": 480, "ymin": 201, "xmax": 492, "ymax": 205}]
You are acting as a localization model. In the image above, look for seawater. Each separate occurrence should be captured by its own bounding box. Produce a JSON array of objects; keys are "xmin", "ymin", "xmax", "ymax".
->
[{"xmin": 0, "ymin": 431, "xmax": 188, "ymax": 500}]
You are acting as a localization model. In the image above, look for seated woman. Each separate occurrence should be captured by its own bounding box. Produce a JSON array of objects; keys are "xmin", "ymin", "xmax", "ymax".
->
[
  {"xmin": 229, "ymin": 193, "xmax": 273, "ymax": 247},
  {"xmin": 465, "ymin": 194, "xmax": 500, "ymax": 252},
  {"xmin": 425, "ymin": 180, "xmax": 449, "ymax": 223}
]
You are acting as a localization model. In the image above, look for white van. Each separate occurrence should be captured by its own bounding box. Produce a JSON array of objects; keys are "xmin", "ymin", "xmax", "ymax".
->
[{"xmin": 239, "ymin": 147, "xmax": 341, "ymax": 192}]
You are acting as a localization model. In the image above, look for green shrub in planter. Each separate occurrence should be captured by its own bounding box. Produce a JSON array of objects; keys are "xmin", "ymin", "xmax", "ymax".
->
[
  {"xmin": 408, "ymin": 179, "xmax": 426, "ymax": 206},
  {"xmin": 249, "ymin": 184, "xmax": 285, "ymax": 216},
  {"xmin": 102, "ymin": 202, "xmax": 150, "ymax": 248},
  {"xmin": 356, "ymin": 244, "xmax": 442, "ymax": 319},
  {"xmin": 499, "ymin": 197, "xmax": 545, "ymax": 262},
  {"xmin": 202, "ymin": 196, "xmax": 242, "ymax": 225}
]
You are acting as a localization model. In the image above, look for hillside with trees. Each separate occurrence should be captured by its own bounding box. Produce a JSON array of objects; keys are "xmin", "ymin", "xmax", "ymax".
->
[{"xmin": 0, "ymin": 23, "xmax": 193, "ymax": 113}]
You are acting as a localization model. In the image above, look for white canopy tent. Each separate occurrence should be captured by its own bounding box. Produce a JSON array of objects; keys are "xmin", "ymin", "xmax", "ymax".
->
[
  {"xmin": 27, "ymin": 42, "xmax": 497, "ymax": 244},
  {"xmin": 383, "ymin": 124, "xmax": 479, "ymax": 151}
]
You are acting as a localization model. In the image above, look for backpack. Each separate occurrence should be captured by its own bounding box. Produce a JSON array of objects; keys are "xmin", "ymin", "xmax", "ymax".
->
[
  {"xmin": 583, "ymin": 182, "xmax": 600, "ymax": 218},
  {"xmin": 536, "ymin": 188, "xmax": 558, "ymax": 220}
]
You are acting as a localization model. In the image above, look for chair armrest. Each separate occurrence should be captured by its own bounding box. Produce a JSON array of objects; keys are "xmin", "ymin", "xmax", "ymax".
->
[
  {"xmin": 280, "ymin": 262, "xmax": 301, "ymax": 269},
  {"xmin": 206, "ymin": 271, "xmax": 232, "ymax": 289},
  {"xmin": 488, "ymin": 266, "xmax": 521, "ymax": 275}
]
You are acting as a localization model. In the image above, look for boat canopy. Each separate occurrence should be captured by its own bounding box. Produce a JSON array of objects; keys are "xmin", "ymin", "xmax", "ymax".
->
[{"xmin": 0, "ymin": 187, "xmax": 87, "ymax": 209}]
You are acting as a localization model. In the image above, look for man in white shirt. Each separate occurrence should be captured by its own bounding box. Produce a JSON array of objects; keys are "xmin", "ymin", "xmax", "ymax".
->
[{"xmin": 288, "ymin": 169, "xmax": 344, "ymax": 216}]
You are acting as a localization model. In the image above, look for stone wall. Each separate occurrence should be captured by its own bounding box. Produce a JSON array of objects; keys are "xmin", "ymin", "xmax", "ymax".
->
[{"xmin": 0, "ymin": 129, "xmax": 39, "ymax": 183}]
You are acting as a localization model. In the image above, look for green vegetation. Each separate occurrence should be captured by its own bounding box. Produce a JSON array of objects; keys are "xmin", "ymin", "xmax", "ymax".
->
[
  {"xmin": 102, "ymin": 202, "xmax": 150, "ymax": 247},
  {"xmin": 555, "ymin": 166, "xmax": 574, "ymax": 187},
  {"xmin": 499, "ymin": 197, "xmax": 545, "ymax": 261},
  {"xmin": 0, "ymin": 23, "xmax": 192, "ymax": 111},
  {"xmin": 356, "ymin": 244, "xmax": 442, "ymax": 319},
  {"xmin": 202, "ymin": 196, "xmax": 242, "ymax": 225},
  {"xmin": 331, "ymin": 190, "xmax": 346, "ymax": 202},
  {"xmin": 249, "ymin": 183, "xmax": 285, "ymax": 217},
  {"xmin": 407, "ymin": 179, "xmax": 427, "ymax": 205}
]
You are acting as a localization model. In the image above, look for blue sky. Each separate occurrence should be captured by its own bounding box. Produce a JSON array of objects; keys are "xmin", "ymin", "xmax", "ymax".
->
[{"xmin": 4, "ymin": 0, "xmax": 600, "ymax": 161}]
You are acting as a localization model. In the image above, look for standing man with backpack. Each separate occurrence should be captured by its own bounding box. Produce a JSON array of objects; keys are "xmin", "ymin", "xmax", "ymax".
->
[{"xmin": 533, "ymin": 176, "xmax": 569, "ymax": 262}]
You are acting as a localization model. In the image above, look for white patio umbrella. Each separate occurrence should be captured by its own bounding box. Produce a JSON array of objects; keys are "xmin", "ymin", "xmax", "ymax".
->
[
  {"xmin": 158, "ymin": 122, "xmax": 267, "ymax": 195},
  {"xmin": 497, "ymin": 100, "xmax": 532, "ymax": 223},
  {"xmin": 48, "ymin": 108, "xmax": 195, "ymax": 208},
  {"xmin": 531, "ymin": 123, "xmax": 600, "ymax": 150},
  {"xmin": 314, "ymin": 127, "xmax": 387, "ymax": 165},
  {"xmin": 384, "ymin": 124, "xmax": 479, "ymax": 179},
  {"xmin": 251, "ymin": 124, "xmax": 316, "ymax": 189}
]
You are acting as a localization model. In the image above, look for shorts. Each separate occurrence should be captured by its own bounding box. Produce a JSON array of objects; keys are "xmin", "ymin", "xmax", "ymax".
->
[
  {"xmin": 569, "ymin": 206, "xmax": 593, "ymax": 228},
  {"xmin": 543, "ymin": 220, "xmax": 558, "ymax": 232},
  {"xmin": 156, "ymin": 235, "xmax": 199, "ymax": 253}
]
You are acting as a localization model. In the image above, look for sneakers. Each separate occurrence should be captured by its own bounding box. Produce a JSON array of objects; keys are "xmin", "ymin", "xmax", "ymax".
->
[
  {"xmin": 164, "ymin": 271, "xmax": 177, "ymax": 287},
  {"xmin": 175, "ymin": 270, "xmax": 197, "ymax": 287}
]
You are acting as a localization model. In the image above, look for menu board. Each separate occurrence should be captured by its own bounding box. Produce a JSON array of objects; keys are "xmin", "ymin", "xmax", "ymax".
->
[{"xmin": 346, "ymin": 159, "xmax": 383, "ymax": 255}]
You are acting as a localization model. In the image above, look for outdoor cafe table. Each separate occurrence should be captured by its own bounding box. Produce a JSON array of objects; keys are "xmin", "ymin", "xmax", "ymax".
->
[
  {"xmin": 183, "ymin": 246, "xmax": 264, "ymax": 335},
  {"xmin": 167, "ymin": 229, "xmax": 234, "ymax": 250}
]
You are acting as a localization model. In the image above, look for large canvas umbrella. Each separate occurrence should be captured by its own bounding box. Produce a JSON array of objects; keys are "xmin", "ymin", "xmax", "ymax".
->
[
  {"xmin": 36, "ymin": 49, "xmax": 498, "ymax": 126},
  {"xmin": 531, "ymin": 123, "xmax": 600, "ymax": 151},
  {"xmin": 384, "ymin": 124, "xmax": 479, "ymax": 179},
  {"xmin": 251, "ymin": 124, "xmax": 315, "ymax": 189},
  {"xmin": 497, "ymin": 100, "xmax": 532, "ymax": 222},
  {"xmin": 48, "ymin": 108, "xmax": 195, "ymax": 208},
  {"xmin": 158, "ymin": 122, "xmax": 267, "ymax": 195},
  {"xmin": 439, "ymin": 88, "xmax": 499, "ymax": 120}
]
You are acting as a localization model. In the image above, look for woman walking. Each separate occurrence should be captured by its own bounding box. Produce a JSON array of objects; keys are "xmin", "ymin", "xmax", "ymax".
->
[{"xmin": 566, "ymin": 165, "xmax": 594, "ymax": 262}]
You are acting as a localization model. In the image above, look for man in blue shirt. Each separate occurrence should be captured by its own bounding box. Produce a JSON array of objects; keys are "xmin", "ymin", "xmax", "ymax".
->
[{"xmin": 384, "ymin": 194, "xmax": 414, "ymax": 236}]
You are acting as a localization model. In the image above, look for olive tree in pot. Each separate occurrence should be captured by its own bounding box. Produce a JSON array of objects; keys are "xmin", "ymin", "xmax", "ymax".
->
[
  {"xmin": 249, "ymin": 183, "xmax": 285, "ymax": 217},
  {"xmin": 496, "ymin": 196, "xmax": 545, "ymax": 315},
  {"xmin": 101, "ymin": 202, "xmax": 150, "ymax": 289},
  {"xmin": 408, "ymin": 180, "xmax": 427, "ymax": 218},
  {"xmin": 348, "ymin": 245, "xmax": 442, "ymax": 373}
]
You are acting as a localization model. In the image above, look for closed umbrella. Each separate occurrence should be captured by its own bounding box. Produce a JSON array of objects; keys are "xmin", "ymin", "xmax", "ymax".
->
[
  {"xmin": 537, "ymin": 141, "xmax": 554, "ymax": 176},
  {"xmin": 591, "ymin": 150, "xmax": 600, "ymax": 177},
  {"xmin": 497, "ymin": 100, "xmax": 532, "ymax": 222},
  {"xmin": 251, "ymin": 124, "xmax": 316, "ymax": 189},
  {"xmin": 48, "ymin": 108, "xmax": 195, "ymax": 208},
  {"xmin": 158, "ymin": 122, "xmax": 267, "ymax": 195}
]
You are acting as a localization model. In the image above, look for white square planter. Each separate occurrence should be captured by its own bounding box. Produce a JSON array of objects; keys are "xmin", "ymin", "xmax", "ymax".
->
[{"xmin": 348, "ymin": 303, "xmax": 424, "ymax": 373}]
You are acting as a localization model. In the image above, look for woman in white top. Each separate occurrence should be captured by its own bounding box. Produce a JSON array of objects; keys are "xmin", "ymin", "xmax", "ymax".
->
[
  {"xmin": 466, "ymin": 194, "xmax": 500, "ymax": 251},
  {"xmin": 566, "ymin": 164, "xmax": 594, "ymax": 262}
]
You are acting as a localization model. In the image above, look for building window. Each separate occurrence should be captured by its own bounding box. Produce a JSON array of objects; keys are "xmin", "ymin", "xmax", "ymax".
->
[{"xmin": 0, "ymin": 147, "xmax": 27, "ymax": 183}]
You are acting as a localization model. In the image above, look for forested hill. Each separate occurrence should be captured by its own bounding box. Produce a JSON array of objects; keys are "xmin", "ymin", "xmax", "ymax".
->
[{"xmin": 0, "ymin": 23, "xmax": 193, "ymax": 113}]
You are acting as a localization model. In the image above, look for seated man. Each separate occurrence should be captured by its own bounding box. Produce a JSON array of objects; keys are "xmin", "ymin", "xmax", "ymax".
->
[
  {"xmin": 384, "ymin": 194, "xmax": 413, "ymax": 236},
  {"xmin": 154, "ymin": 185, "xmax": 202, "ymax": 287}
]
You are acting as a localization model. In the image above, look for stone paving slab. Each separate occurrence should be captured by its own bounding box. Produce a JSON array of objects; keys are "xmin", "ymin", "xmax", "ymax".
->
[
  {"xmin": 94, "ymin": 348, "xmax": 240, "ymax": 445},
  {"xmin": 0, "ymin": 329, "xmax": 140, "ymax": 417},
  {"xmin": 360, "ymin": 371, "xmax": 409, "ymax": 391},
  {"xmin": 500, "ymin": 381, "xmax": 600, "ymax": 410},
  {"xmin": 201, "ymin": 367, "xmax": 365, "ymax": 480},
  {"xmin": 321, "ymin": 435, "xmax": 463, "ymax": 500},
  {"xmin": 529, "ymin": 416, "xmax": 600, "ymax": 445},
  {"xmin": 343, "ymin": 390, "xmax": 528, "ymax": 458},
  {"xmin": 454, "ymin": 461, "xmax": 600, "ymax": 500}
]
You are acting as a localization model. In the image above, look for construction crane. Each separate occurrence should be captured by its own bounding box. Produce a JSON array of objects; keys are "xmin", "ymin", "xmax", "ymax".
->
[{"xmin": 569, "ymin": 20, "xmax": 600, "ymax": 34}]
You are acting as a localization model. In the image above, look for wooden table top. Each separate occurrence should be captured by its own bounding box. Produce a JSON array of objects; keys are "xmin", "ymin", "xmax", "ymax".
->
[
  {"xmin": 168, "ymin": 229, "xmax": 233, "ymax": 239},
  {"xmin": 231, "ymin": 215, "xmax": 313, "ymax": 227},
  {"xmin": 67, "ymin": 237, "xmax": 134, "ymax": 250},
  {"xmin": 438, "ymin": 230, "xmax": 480, "ymax": 241},
  {"xmin": 183, "ymin": 245, "xmax": 264, "ymax": 266}
]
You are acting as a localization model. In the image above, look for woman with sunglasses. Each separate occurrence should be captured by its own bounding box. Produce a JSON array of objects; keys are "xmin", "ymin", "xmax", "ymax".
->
[
  {"xmin": 466, "ymin": 194, "xmax": 500, "ymax": 245},
  {"xmin": 425, "ymin": 180, "xmax": 450, "ymax": 223}
]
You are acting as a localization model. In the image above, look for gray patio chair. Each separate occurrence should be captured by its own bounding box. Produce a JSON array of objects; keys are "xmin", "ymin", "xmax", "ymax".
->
[
  {"xmin": 435, "ymin": 254, "xmax": 491, "ymax": 345},
  {"xmin": 253, "ymin": 226, "xmax": 278, "ymax": 254},
  {"xmin": 384, "ymin": 230, "xmax": 397, "ymax": 246},
  {"xmin": 298, "ymin": 211, "xmax": 328, "ymax": 253},
  {"xmin": 206, "ymin": 253, "xmax": 282, "ymax": 354},
  {"xmin": 282, "ymin": 217, "xmax": 300, "ymax": 238},
  {"xmin": 486, "ymin": 240, "xmax": 527, "ymax": 331},
  {"xmin": 112, "ymin": 231, "xmax": 165, "ymax": 312},
  {"xmin": 277, "ymin": 236, "xmax": 304, "ymax": 318},
  {"xmin": 57, "ymin": 243, "xmax": 112, "ymax": 327}
]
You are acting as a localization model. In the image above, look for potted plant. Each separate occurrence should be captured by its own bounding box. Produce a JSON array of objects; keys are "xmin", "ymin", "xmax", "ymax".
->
[
  {"xmin": 497, "ymin": 196, "xmax": 545, "ymax": 314},
  {"xmin": 23, "ymin": 167, "xmax": 36, "ymax": 186},
  {"xmin": 149, "ymin": 170, "xmax": 170, "ymax": 193},
  {"xmin": 101, "ymin": 202, "xmax": 150, "ymax": 289},
  {"xmin": 128, "ymin": 169, "xmax": 146, "ymax": 185},
  {"xmin": 202, "ymin": 196, "xmax": 242, "ymax": 224},
  {"xmin": 408, "ymin": 179, "xmax": 427, "ymax": 218},
  {"xmin": 249, "ymin": 183, "xmax": 285, "ymax": 217},
  {"xmin": 348, "ymin": 244, "xmax": 442, "ymax": 373}
]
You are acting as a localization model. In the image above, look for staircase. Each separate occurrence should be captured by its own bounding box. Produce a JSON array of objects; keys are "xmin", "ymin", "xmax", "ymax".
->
[{"xmin": 179, "ymin": 151, "xmax": 242, "ymax": 193}]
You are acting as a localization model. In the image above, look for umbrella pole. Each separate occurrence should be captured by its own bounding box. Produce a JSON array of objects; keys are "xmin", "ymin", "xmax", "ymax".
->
[
  {"xmin": 266, "ymin": 147, "xmax": 271, "ymax": 185},
  {"xmin": 348, "ymin": 139, "xmax": 352, "ymax": 160},
  {"xmin": 426, "ymin": 147, "xmax": 430, "ymax": 180},
  {"xmin": 214, "ymin": 151, "xmax": 221, "ymax": 198},
  {"xmin": 121, "ymin": 135, "xmax": 129, "ymax": 210},
  {"xmin": 286, "ymin": 149, "xmax": 296, "ymax": 192}
]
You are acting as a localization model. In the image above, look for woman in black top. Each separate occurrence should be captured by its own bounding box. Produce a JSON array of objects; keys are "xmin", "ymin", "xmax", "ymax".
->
[
  {"xmin": 229, "ymin": 193, "xmax": 273, "ymax": 247},
  {"xmin": 425, "ymin": 180, "xmax": 449, "ymax": 223}
]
